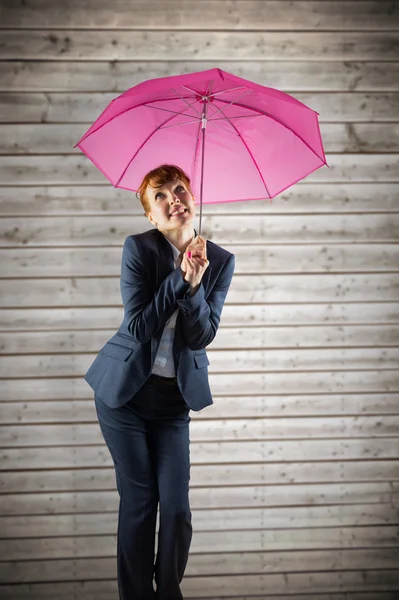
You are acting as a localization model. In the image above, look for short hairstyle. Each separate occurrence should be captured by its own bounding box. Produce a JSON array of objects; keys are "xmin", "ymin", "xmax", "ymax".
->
[{"xmin": 136, "ymin": 164, "xmax": 194, "ymax": 214}]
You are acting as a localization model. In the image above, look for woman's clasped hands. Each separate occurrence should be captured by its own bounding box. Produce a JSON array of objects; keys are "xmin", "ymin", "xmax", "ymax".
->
[{"xmin": 180, "ymin": 235, "xmax": 209, "ymax": 289}]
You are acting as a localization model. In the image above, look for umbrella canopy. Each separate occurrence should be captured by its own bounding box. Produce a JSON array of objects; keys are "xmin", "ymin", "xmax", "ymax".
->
[{"xmin": 74, "ymin": 67, "xmax": 328, "ymax": 232}]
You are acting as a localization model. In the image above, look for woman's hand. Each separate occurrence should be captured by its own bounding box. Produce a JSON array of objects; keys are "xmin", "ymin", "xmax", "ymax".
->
[{"xmin": 180, "ymin": 235, "xmax": 209, "ymax": 289}]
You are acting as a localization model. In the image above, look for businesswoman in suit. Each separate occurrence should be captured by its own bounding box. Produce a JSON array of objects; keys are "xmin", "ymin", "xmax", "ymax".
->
[{"xmin": 85, "ymin": 164, "xmax": 235, "ymax": 600}]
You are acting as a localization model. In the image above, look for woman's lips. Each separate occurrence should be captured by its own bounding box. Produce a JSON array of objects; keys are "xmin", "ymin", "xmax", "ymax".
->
[{"xmin": 170, "ymin": 208, "xmax": 187, "ymax": 216}]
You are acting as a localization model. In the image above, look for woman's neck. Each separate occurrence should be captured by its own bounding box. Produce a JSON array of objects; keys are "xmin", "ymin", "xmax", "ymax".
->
[{"xmin": 160, "ymin": 226, "xmax": 196, "ymax": 254}]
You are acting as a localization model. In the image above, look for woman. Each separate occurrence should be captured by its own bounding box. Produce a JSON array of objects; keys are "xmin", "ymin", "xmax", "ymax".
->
[{"xmin": 84, "ymin": 164, "xmax": 235, "ymax": 600}]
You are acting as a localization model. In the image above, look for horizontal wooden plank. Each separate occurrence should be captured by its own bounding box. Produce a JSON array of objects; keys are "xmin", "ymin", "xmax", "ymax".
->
[
  {"xmin": 0, "ymin": 569, "xmax": 398, "ymax": 598},
  {"xmin": 1, "ymin": 1, "xmax": 398, "ymax": 31},
  {"xmin": 1, "ymin": 303, "xmax": 398, "ymax": 330},
  {"xmin": 2, "ymin": 30, "xmax": 399, "ymax": 61},
  {"xmin": 2, "ymin": 393, "xmax": 399, "ymax": 425},
  {"xmin": 2, "ymin": 325, "xmax": 398, "ymax": 354},
  {"xmin": 1, "ymin": 415, "xmax": 398, "ymax": 447},
  {"xmin": 1, "ymin": 513, "xmax": 398, "ymax": 546},
  {"xmin": 2, "ymin": 437, "xmax": 398, "ymax": 470},
  {"xmin": 2, "ymin": 28, "xmax": 399, "ymax": 63},
  {"xmin": 0, "ymin": 323, "xmax": 399, "ymax": 354},
  {"xmin": 2, "ymin": 244, "xmax": 399, "ymax": 276},
  {"xmin": 0, "ymin": 156, "xmax": 398, "ymax": 189},
  {"xmin": 2, "ymin": 215, "xmax": 399, "ymax": 246},
  {"xmin": 2, "ymin": 93, "xmax": 399, "ymax": 123},
  {"xmin": 1, "ymin": 184, "xmax": 399, "ymax": 217},
  {"xmin": 1, "ymin": 274, "xmax": 398, "ymax": 308},
  {"xmin": 185, "ymin": 569, "xmax": 399, "ymax": 597},
  {"xmin": 1, "ymin": 548, "xmax": 398, "ymax": 583},
  {"xmin": 1, "ymin": 482, "xmax": 398, "ymax": 516},
  {"xmin": 2, "ymin": 60, "xmax": 399, "ymax": 94},
  {"xmin": 3, "ymin": 122, "xmax": 399, "ymax": 155},
  {"xmin": 2, "ymin": 459, "xmax": 398, "ymax": 493},
  {"xmin": 0, "ymin": 504, "xmax": 398, "ymax": 540},
  {"xmin": 1, "ymin": 370, "xmax": 398, "ymax": 402},
  {"xmin": 0, "ymin": 508, "xmax": 394, "ymax": 543},
  {"xmin": 1, "ymin": 347, "xmax": 398, "ymax": 379}
]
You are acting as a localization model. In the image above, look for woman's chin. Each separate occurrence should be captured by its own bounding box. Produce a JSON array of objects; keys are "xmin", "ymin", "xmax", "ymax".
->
[{"xmin": 170, "ymin": 215, "xmax": 195, "ymax": 227}]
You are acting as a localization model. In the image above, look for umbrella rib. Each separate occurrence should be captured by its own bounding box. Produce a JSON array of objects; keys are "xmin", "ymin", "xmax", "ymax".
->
[
  {"xmin": 114, "ymin": 108, "xmax": 195, "ymax": 187},
  {"xmin": 207, "ymin": 113, "xmax": 260, "ymax": 135},
  {"xmin": 78, "ymin": 95, "xmax": 200, "ymax": 143},
  {"xmin": 156, "ymin": 115, "xmax": 239, "ymax": 136},
  {"xmin": 207, "ymin": 90, "xmax": 253, "ymax": 121},
  {"xmin": 170, "ymin": 86, "xmax": 203, "ymax": 117},
  {"xmin": 210, "ymin": 86, "xmax": 247, "ymax": 97},
  {"xmin": 144, "ymin": 104, "xmax": 202, "ymax": 119},
  {"xmin": 210, "ymin": 113, "xmax": 262, "ymax": 121},
  {"xmin": 206, "ymin": 120, "xmax": 239, "ymax": 136},
  {"xmin": 215, "ymin": 109, "xmax": 271, "ymax": 198},
  {"xmin": 181, "ymin": 84, "xmax": 203, "ymax": 96},
  {"xmin": 159, "ymin": 119, "xmax": 204, "ymax": 129},
  {"xmin": 215, "ymin": 97, "xmax": 326, "ymax": 164}
]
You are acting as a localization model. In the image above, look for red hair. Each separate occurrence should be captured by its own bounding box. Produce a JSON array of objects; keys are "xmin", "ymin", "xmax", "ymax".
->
[{"xmin": 136, "ymin": 164, "xmax": 194, "ymax": 213}]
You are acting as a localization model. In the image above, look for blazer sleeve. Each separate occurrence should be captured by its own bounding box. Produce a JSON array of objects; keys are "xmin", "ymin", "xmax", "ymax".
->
[
  {"xmin": 176, "ymin": 253, "xmax": 235, "ymax": 351},
  {"xmin": 120, "ymin": 235, "xmax": 191, "ymax": 344}
]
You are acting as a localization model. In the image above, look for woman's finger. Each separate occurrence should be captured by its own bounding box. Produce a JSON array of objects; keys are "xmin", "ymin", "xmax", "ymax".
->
[{"xmin": 191, "ymin": 257, "xmax": 209, "ymax": 271}]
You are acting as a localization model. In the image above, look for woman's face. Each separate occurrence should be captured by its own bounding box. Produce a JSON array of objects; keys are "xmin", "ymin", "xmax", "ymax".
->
[{"xmin": 145, "ymin": 178, "xmax": 196, "ymax": 231}]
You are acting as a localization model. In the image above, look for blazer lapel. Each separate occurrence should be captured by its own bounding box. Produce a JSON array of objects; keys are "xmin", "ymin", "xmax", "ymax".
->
[
  {"xmin": 153, "ymin": 228, "xmax": 176, "ymax": 287},
  {"xmin": 152, "ymin": 226, "xmax": 212, "ymax": 291}
]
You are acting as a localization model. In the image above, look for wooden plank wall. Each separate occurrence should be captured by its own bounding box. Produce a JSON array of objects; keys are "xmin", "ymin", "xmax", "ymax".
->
[{"xmin": 0, "ymin": 1, "xmax": 398, "ymax": 598}]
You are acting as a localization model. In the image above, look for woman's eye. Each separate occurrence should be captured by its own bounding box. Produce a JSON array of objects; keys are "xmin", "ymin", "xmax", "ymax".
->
[{"xmin": 155, "ymin": 186, "xmax": 184, "ymax": 200}]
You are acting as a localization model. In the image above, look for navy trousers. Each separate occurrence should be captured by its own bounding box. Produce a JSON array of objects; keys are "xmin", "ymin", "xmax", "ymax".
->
[{"xmin": 94, "ymin": 373, "xmax": 193, "ymax": 600}]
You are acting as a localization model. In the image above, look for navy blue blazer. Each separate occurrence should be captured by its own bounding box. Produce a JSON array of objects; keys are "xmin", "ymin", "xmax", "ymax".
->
[{"xmin": 84, "ymin": 227, "xmax": 235, "ymax": 411}]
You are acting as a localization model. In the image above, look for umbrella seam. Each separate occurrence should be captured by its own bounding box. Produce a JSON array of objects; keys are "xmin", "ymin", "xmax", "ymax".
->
[
  {"xmin": 114, "ymin": 100, "xmax": 203, "ymax": 187},
  {"xmin": 215, "ymin": 97, "xmax": 326, "ymax": 165}
]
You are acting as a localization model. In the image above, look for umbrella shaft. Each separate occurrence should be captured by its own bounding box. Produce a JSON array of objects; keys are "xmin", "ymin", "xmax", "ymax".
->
[{"xmin": 198, "ymin": 99, "xmax": 208, "ymax": 237}]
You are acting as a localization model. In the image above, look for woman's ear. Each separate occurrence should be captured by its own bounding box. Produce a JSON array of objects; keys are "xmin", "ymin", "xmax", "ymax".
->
[{"xmin": 146, "ymin": 212, "xmax": 156, "ymax": 227}]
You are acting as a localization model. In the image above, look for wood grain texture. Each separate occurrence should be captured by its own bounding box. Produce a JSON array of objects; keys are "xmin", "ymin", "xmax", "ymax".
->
[
  {"xmin": 1, "ymin": 155, "xmax": 398, "ymax": 187},
  {"xmin": 1, "ymin": 92, "xmax": 399, "ymax": 122},
  {"xmin": 1, "ymin": 324, "xmax": 399, "ymax": 352},
  {"xmin": 1, "ymin": 434, "xmax": 399, "ymax": 466},
  {"xmin": 1, "ymin": 1, "xmax": 398, "ymax": 30},
  {"xmin": 2, "ymin": 274, "xmax": 398, "ymax": 307},
  {"xmin": 2, "ymin": 244, "xmax": 399, "ymax": 277},
  {"xmin": 1, "ymin": 60, "xmax": 398, "ymax": 93},
  {"xmin": 1, "ymin": 547, "xmax": 398, "ymax": 581},
  {"xmin": 1, "ymin": 517, "xmax": 398, "ymax": 547},
  {"xmin": 1, "ymin": 482, "xmax": 398, "ymax": 516},
  {"xmin": 1, "ymin": 347, "xmax": 398, "ymax": 378},
  {"xmin": 0, "ymin": 570, "xmax": 398, "ymax": 598},
  {"xmin": 1, "ymin": 214, "xmax": 399, "ymax": 246},
  {"xmin": 1, "ymin": 30, "xmax": 399, "ymax": 61},
  {"xmin": 1, "ymin": 184, "xmax": 398, "ymax": 215},
  {"xmin": 1, "ymin": 459, "xmax": 399, "ymax": 493},
  {"xmin": 3, "ymin": 123, "xmax": 399, "ymax": 154},
  {"xmin": 1, "ymin": 303, "xmax": 398, "ymax": 330}
]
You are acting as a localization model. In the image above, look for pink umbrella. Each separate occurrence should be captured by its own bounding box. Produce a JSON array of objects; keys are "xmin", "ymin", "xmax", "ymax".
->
[{"xmin": 74, "ymin": 67, "xmax": 328, "ymax": 235}]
